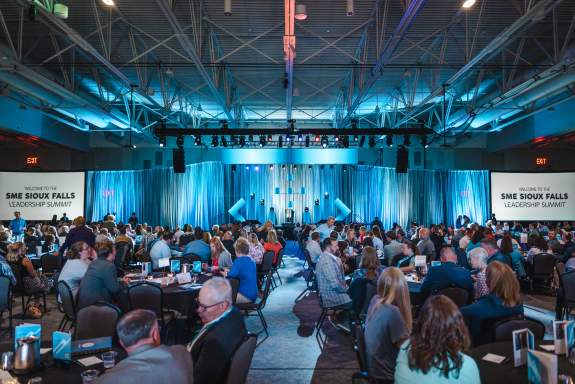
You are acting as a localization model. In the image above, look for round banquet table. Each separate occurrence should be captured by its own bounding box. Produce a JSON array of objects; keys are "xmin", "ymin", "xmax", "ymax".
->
[
  {"xmin": 408, "ymin": 281, "xmax": 423, "ymax": 305},
  {"xmin": 467, "ymin": 341, "xmax": 575, "ymax": 383},
  {"xmin": 0, "ymin": 341, "xmax": 126, "ymax": 384}
]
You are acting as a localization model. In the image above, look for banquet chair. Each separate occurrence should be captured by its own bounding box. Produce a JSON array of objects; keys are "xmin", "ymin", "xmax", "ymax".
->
[
  {"xmin": 41, "ymin": 253, "xmax": 62, "ymax": 276},
  {"xmin": 475, "ymin": 313, "xmax": 524, "ymax": 346},
  {"xmin": 315, "ymin": 284, "xmax": 346, "ymax": 336},
  {"xmin": 0, "ymin": 276, "xmax": 13, "ymax": 337},
  {"xmin": 9, "ymin": 264, "xmax": 47, "ymax": 317},
  {"xmin": 56, "ymin": 280, "xmax": 76, "ymax": 331},
  {"xmin": 236, "ymin": 271, "xmax": 273, "ymax": 337},
  {"xmin": 435, "ymin": 285, "xmax": 471, "ymax": 307},
  {"xmin": 294, "ymin": 250, "xmax": 317, "ymax": 303},
  {"xmin": 352, "ymin": 324, "xmax": 371, "ymax": 383},
  {"xmin": 74, "ymin": 303, "xmax": 121, "ymax": 340},
  {"xmin": 560, "ymin": 270, "xmax": 575, "ymax": 320},
  {"xmin": 359, "ymin": 281, "xmax": 377, "ymax": 321},
  {"xmin": 128, "ymin": 282, "xmax": 175, "ymax": 341},
  {"xmin": 272, "ymin": 249, "xmax": 284, "ymax": 286},
  {"xmin": 527, "ymin": 253, "xmax": 556, "ymax": 291},
  {"xmin": 229, "ymin": 277, "xmax": 240, "ymax": 304},
  {"xmin": 494, "ymin": 317, "xmax": 545, "ymax": 341},
  {"xmin": 260, "ymin": 251, "xmax": 275, "ymax": 289},
  {"xmin": 225, "ymin": 333, "xmax": 257, "ymax": 384},
  {"xmin": 114, "ymin": 243, "xmax": 131, "ymax": 270}
]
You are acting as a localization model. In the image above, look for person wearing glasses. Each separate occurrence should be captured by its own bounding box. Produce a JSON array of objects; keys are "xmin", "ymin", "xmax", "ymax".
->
[{"xmin": 187, "ymin": 277, "xmax": 247, "ymax": 384}]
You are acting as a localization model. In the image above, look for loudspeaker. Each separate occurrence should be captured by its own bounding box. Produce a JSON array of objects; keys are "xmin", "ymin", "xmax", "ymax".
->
[
  {"xmin": 155, "ymin": 151, "xmax": 163, "ymax": 166},
  {"xmin": 396, "ymin": 146, "xmax": 408, "ymax": 173},
  {"xmin": 173, "ymin": 149, "xmax": 185, "ymax": 173}
]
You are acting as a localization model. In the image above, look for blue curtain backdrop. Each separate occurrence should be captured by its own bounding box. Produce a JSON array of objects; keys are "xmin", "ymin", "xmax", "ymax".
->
[{"xmin": 87, "ymin": 162, "xmax": 490, "ymax": 229}]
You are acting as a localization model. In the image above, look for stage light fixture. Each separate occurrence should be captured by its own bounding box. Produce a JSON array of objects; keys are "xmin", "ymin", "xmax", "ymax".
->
[
  {"xmin": 259, "ymin": 198, "xmax": 265, "ymax": 206},
  {"xmin": 314, "ymin": 135, "xmax": 320, "ymax": 143},
  {"xmin": 403, "ymin": 135, "xmax": 411, "ymax": 146},
  {"xmin": 324, "ymin": 192, "xmax": 329, "ymax": 199},
  {"xmin": 386, "ymin": 135, "xmax": 393, "ymax": 147},
  {"xmin": 297, "ymin": 134, "xmax": 303, "ymax": 142},
  {"xmin": 194, "ymin": 136, "xmax": 201, "ymax": 146},
  {"xmin": 293, "ymin": 164, "xmax": 298, "ymax": 170},
  {"xmin": 343, "ymin": 165, "xmax": 347, "ymax": 172},
  {"xmin": 248, "ymin": 135, "xmax": 254, "ymax": 143},
  {"xmin": 334, "ymin": 136, "xmax": 339, "ymax": 142},
  {"xmin": 269, "ymin": 164, "xmax": 274, "ymax": 170},
  {"xmin": 254, "ymin": 165, "xmax": 260, "ymax": 171},
  {"xmin": 278, "ymin": 136, "xmax": 283, "ymax": 148},
  {"xmin": 176, "ymin": 135, "xmax": 184, "ymax": 148},
  {"xmin": 369, "ymin": 136, "xmax": 376, "ymax": 148},
  {"xmin": 295, "ymin": 3, "xmax": 308, "ymax": 20},
  {"xmin": 321, "ymin": 135, "xmax": 328, "ymax": 148},
  {"xmin": 159, "ymin": 136, "xmax": 166, "ymax": 148},
  {"xmin": 224, "ymin": 0, "xmax": 232, "ymax": 15},
  {"xmin": 305, "ymin": 136, "xmax": 310, "ymax": 147},
  {"xmin": 221, "ymin": 136, "xmax": 228, "ymax": 147},
  {"xmin": 353, "ymin": 135, "xmax": 358, "ymax": 142},
  {"xmin": 282, "ymin": 164, "xmax": 286, "ymax": 169},
  {"xmin": 231, "ymin": 164, "xmax": 236, "ymax": 172},
  {"xmin": 314, "ymin": 199, "xmax": 320, "ymax": 206},
  {"xmin": 211, "ymin": 135, "xmax": 219, "ymax": 147},
  {"xmin": 308, "ymin": 165, "xmax": 312, "ymax": 169},
  {"xmin": 462, "ymin": 0, "xmax": 476, "ymax": 9},
  {"xmin": 346, "ymin": 0, "xmax": 354, "ymax": 15},
  {"xmin": 286, "ymin": 135, "xmax": 291, "ymax": 143},
  {"xmin": 420, "ymin": 135, "xmax": 429, "ymax": 148},
  {"xmin": 246, "ymin": 165, "xmax": 251, "ymax": 171},
  {"xmin": 359, "ymin": 136, "xmax": 366, "ymax": 147},
  {"xmin": 258, "ymin": 136, "xmax": 266, "ymax": 147},
  {"xmin": 267, "ymin": 134, "xmax": 273, "ymax": 142},
  {"xmin": 239, "ymin": 136, "xmax": 246, "ymax": 147},
  {"xmin": 250, "ymin": 192, "xmax": 255, "ymax": 199}
]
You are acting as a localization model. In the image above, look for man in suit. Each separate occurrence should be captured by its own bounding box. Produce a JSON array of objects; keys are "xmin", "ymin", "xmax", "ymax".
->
[
  {"xmin": 420, "ymin": 246, "xmax": 474, "ymax": 301},
  {"xmin": 188, "ymin": 277, "xmax": 247, "ymax": 384},
  {"xmin": 95, "ymin": 309, "xmax": 193, "ymax": 384}
]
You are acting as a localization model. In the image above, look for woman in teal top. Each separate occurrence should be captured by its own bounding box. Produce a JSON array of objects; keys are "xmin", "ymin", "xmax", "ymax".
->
[
  {"xmin": 394, "ymin": 295, "xmax": 481, "ymax": 384},
  {"xmin": 500, "ymin": 234, "xmax": 526, "ymax": 278}
]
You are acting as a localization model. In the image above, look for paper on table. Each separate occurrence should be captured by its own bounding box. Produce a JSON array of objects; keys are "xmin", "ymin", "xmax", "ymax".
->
[
  {"xmin": 0, "ymin": 370, "xmax": 14, "ymax": 381},
  {"xmin": 539, "ymin": 344, "xmax": 555, "ymax": 352},
  {"xmin": 40, "ymin": 348, "xmax": 52, "ymax": 354},
  {"xmin": 482, "ymin": 353, "xmax": 507, "ymax": 364},
  {"xmin": 77, "ymin": 356, "xmax": 103, "ymax": 367}
]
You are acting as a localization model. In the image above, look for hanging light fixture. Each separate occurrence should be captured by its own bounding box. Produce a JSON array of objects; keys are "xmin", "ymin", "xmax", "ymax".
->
[
  {"xmin": 224, "ymin": 0, "xmax": 232, "ymax": 15},
  {"xmin": 462, "ymin": 0, "xmax": 476, "ymax": 9},
  {"xmin": 346, "ymin": 0, "xmax": 354, "ymax": 15},
  {"xmin": 101, "ymin": 0, "xmax": 115, "ymax": 6},
  {"xmin": 295, "ymin": 4, "xmax": 308, "ymax": 20},
  {"xmin": 321, "ymin": 135, "xmax": 328, "ymax": 148},
  {"xmin": 386, "ymin": 136, "xmax": 393, "ymax": 147}
]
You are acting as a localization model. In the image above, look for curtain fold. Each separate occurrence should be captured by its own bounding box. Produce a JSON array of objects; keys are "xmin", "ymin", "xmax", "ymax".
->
[{"xmin": 87, "ymin": 162, "xmax": 490, "ymax": 229}]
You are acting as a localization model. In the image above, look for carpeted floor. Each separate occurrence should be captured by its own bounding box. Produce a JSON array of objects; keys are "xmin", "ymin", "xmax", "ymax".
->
[{"xmin": 0, "ymin": 255, "xmax": 562, "ymax": 383}]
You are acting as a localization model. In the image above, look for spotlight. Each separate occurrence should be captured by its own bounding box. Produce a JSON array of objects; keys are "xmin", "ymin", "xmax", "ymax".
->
[
  {"xmin": 239, "ymin": 136, "xmax": 246, "ymax": 147},
  {"xmin": 314, "ymin": 199, "xmax": 320, "ymax": 206},
  {"xmin": 314, "ymin": 135, "xmax": 320, "ymax": 143},
  {"xmin": 462, "ymin": 0, "xmax": 476, "ymax": 9},
  {"xmin": 324, "ymin": 192, "xmax": 329, "ymax": 199},
  {"xmin": 321, "ymin": 135, "xmax": 328, "ymax": 148},
  {"xmin": 250, "ymin": 192, "xmax": 255, "ymax": 200},
  {"xmin": 334, "ymin": 136, "xmax": 339, "ymax": 142},
  {"xmin": 254, "ymin": 165, "xmax": 260, "ymax": 171},
  {"xmin": 368, "ymin": 136, "xmax": 376, "ymax": 148},
  {"xmin": 297, "ymin": 134, "xmax": 303, "ymax": 142},
  {"xmin": 293, "ymin": 164, "xmax": 298, "ymax": 170},
  {"xmin": 194, "ymin": 136, "xmax": 201, "ymax": 146},
  {"xmin": 212, "ymin": 135, "xmax": 219, "ymax": 147},
  {"xmin": 221, "ymin": 136, "xmax": 228, "ymax": 147},
  {"xmin": 224, "ymin": 0, "xmax": 232, "ymax": 15},
  {"xmin": 231, "ymin": 164, "xmax": 236, "ymax": 172},
  {"xmin": 278, "ymin": 136, "xmax": 283, "ymax": 148},
  {"xmin": 159, "ymin": 136, "xmax": 166, "ymax": 148},
  {"xmin": 286, "ymin": 135, "xmax": 292, "ymax": 143},
  {"xmin": 267, "ymin": 134, "xmax": 273, "ymax": 142},
  {"xmin": 346, "ymin": 0, "xmax": 354, "ymax": 15},
  {"xmin": 359, "ymin": 136, "xmax": 366, "ymax": 147},
  {"xmin": 259, "ymin": 198, "xmax": 265, "ymax": 206},
  {"xmin": 305, "ymin": 136, "xmax": 310, "ymax": 147},
  {"xmin": 269, "ymin": 164, "xmax": 274, "ymax": 170},
  {"xmin": 420, "ymin": 135, "xmax": 429, "ymax": 148},
  {"xmin": 295, "ymin": 3, "xmax": 307, "ymax": 20},
  {"xmin": 403, "ymin": 135, "xmax": 411, "ymax": 146},
  {"xmin": 386, "ymin": 135, "xmax": 393, "ymax": 147},
  {"xmin": 259, "ymin": 135, "xmax": 267, "ymax": 147},
  {"xmin": 343, "ymin": 165, "xmax": 347, "ymax": 172},
  {"xmin": 282, "ymin": 164, "xmax": 286, "ymax": 169},
  {"xmin": 246, "ymin": 165, "xmax": 251, "ymax": 171},
  {"xmin": 353, "ymin": 135, "xmax": 358, "ymax": 142},
  {"xmin": 101, "ymin": 0, "xmax": 114, "ymax": 6},
  {"xmin": 176, "ymin": 135, "xmax": 184, "ymax": 148}
]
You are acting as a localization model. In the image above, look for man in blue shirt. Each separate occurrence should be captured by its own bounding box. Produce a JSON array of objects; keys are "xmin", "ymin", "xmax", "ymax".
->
[
  {"xmin": 420, "ymin": 246, "xmax": 474, "ymax": 301},
  {"xmin": 9, "ymin": 211, "xmax": 26, "ymax": 237},
  {"xmin": 316, "ymin": 216, "xmax": 335, "ymax": 241},
  {"xmin": 481, "ymin": 239, "xmax": 512, "ymax": 267}
]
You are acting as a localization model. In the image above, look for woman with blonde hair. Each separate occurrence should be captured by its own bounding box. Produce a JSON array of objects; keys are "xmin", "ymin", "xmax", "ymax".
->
[
  {"xmin": 364, "ymin": 267, "xmax": 412, "ymax": 382},
  {"xmin": 209, "ymin": 236, "xmax": 233, "ymax": 269},
  {"xmin": 461, "ymin": 261, "xmax": 523, "ymax": 343},
  {"xmin": 263, "ymin": 230, "xmax": 283, "ymax": 265}
]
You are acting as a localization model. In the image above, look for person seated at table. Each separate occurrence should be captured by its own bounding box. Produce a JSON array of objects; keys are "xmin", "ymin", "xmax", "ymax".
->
[
  {"xmin": 77, "ymin": 239, "xmax": 129, "ymax": 309},
  {"xmin": 221, "ymin": 231, "xmax": 236, "ymax": 259},
  {"xmin": 420, "ymin": 247, "xmax": 474, "ymax": 301},
  {"xmin": 465, "ymin": 226, "xmax": 484, "ymax": 254},
  {"xmin": 499, "ymin": 234, "xmax": 526, "ymax": 278},
  {"xmin": 23, "ymin": 226, "xmax": 41, "ymax": 254},
  {"xmin": 371, "ymin": 226, "xmax": 385, "ymax": 252},
  {"xmin": 305, "ymin": 232, "xmax": 322, "ymax": 265},
  {"xmin": 525, "ymin": 235, "xmax": 550, "ymax": 264},
  {"xmin": 150, "ymin": 232, "xmax": 173, "ymax": 270},
  {"xmin": 0, "ymin": 251, "xmax": 16, "ymax": 286},
  {"xmin": 95, "ymin": 228, "xmax": 113, "ymax": 243},
  {"xmin": 480, "ymin": 238, "xmax": 512, "ymax": 268},
  {"xmin": 41, "ymin": 234, "xmax": 56, "ymax": 253},
  {"xmin": 6, "ymin": 242, "xmax": 51, "ymax": 317},
  {"xmin": 468, "ymin": 247, "xmax": 489, "ymax": 299},
  {"xmin": 394, "ymin": 295, "xmax": 480, "ymax": 384},
  {"xmin": 337, "ymin": 240, "xmax": 354, "ymax": 274},
  {"xmin": 182, "ymin": 228, "xmax": 211, "ymax": 262},
  {"xmin": 247, "ymin": 233, "xmax": 264, "ymax": 265},
  {"xmin": 102, "ymin": 214, "xmax": 117, "ymax": 231},
  {"xmin": 96, "ymin": 309, "xmax": 194, "ymax": 384},
  {"xmin": 460, "ymin": 261, "xmax": 523, "ymax": 343},
  {"xmin": 389, "ymin": 242, "xmax": 417, "ymax": 273},
  {"xmin": 115, "ymin": 225, "xmax": 134, "ymax": 248},
  {"xmin": 416, "ymin": 227, "xmax": 436, "ymax": 262},
  {"xmin": 316, "ymin": 237, "xmax": 353, "ymax": 332},
  {"xmin": 345, "ymin": 229, "xmax": 359, "ymax": 249},
  {"xmin": 365, "ymin": 267, "xmax": 412, "ymax": 383},
  {"xmin": 209, "ymin": 237, "xmax": 233, "ymax": 269},
  {"xmin": 58, "ymin": 241, "xmax": 94, "ymax": 299},
  {"xmin": 363, "ymin": 236, "xmax": 374, "ymax": 248},
  {"xmin": 187, "ymin": 277, "xmax": 246, "ymax": 384},
  {"xmin": 178, "ymin": 224, "xmax": 194, "ymax": 248},
  {"xmin": 263, "ymin": 230, "xmax": 283, "ymax": 265},
  {"xmin": 0, "ymin": 231, "xmax": 9, "ymax": 257},
  {"xmin": 351, "ymin": 246, "xmax": 384, "ymax": 283},
  {"xmin": 222, "ymin": 238, "xmax": 257, "ymax": 303}
]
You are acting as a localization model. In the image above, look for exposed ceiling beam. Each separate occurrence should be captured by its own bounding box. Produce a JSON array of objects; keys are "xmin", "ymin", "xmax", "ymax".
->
[
  {"xmin": 155, "ymin": 0, "xmax": 235, "ymax": 123},
  {"xmin": 155, "ymin": 127, "xmax": 434, "ymax": 136}
]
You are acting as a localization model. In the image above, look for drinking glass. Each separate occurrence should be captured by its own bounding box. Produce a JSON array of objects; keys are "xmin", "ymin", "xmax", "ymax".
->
[
  {"xmin": 80, "ymin": 369, "xmax": 99, "ymax": 383},
  {"xmin": 27, "ymin": 378, "xmax": 42, "ymax": 384},
  {"xmin": 101, "ymin": 351, "xmax": 117, "ymax": 369},
  {"xmin": 1, "ymin": 351, "xmax": 13, "ymax": 370}
]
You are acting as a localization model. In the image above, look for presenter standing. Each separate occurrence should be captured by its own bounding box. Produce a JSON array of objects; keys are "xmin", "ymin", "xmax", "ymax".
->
[{"xmin": 10, "ymin": 211, "xmax": 26, "ymax": 239}]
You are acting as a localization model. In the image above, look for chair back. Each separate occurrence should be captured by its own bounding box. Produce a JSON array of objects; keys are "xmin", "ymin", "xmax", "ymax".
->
[
  {"xmin": 477, "ymin": 313, "xmax": 524, "ymax": 345},
  {"xmin": 0, "ymin": 276, "xmax": 11, "ymax": 311},
  {"xmin": 225, "ymin": 333, "xmax": 257, "ymax": 384},
  {"xmin": 259, "ymin": 271, "xmax": 273, "ymax": 308},
  {"xmin": 229, "ymin": 277, "xmax": 240, "ymax": 304},
  {"xmin": 435, "ymin": 286, "xmax": 470, "ymax": 307},
  {"xmin": 561, "ymin": 271, "xmax": 575, "ymax": 304},
  {"xmin": 57, "ymin": 280, "xmax": 76, "ymax": 321},
  {"xmin": 41, "ymin": 253, "xmax": 62, "ymax": 275},
  {"xmin": 128, "ymin": 282, "xmax": 163, "ymax": 317},
  {"xmin": 274, "ymin": 249, "xmax": 284, "ymax": 269},
  {"xmin": 9, "ymin": 264, "xmax": 25, "ymax": 294},
  {"xmin": 455, "ymin": 247, "xmax": 471, "ymax": 269},
  {"xmin": 304, "ymin": 249, "xmax": 315, "ymax": 270},
  {"xmin": 114, "ymin": 243, "xmax": 130, "ymax": 269},
  {"xmin": 354, "ymin": 324, "xmax": 369, "ymax": 375},
  {"xmin": 532, "ymin": 253, "xmax": 556, "ymax": 278},
  {"xmin": 261, "ymin": 251, "xmax": 274, "ymax": 273},
  {"xmin": 359, "ymin": 282, "xmax": 377, "ymax": 319},
  {"xmin": 494, "ymin": 318, "xmax": 545, "ymax": 341},
  {"xmin": 556, "ymin": 262, "xmax": 566, "ymax": 277},
  {"xmin": 74, "ymin": 303, "xmax": 121, "ymax": 340}
]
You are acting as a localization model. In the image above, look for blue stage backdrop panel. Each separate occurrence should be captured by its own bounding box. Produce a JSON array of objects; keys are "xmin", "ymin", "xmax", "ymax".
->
[{"xmin": 87, "ymin": 162, "xmax": 489, "ymax": 228}]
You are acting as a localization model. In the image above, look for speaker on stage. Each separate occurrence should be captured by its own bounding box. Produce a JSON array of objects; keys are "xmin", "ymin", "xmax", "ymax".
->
[
  {"xmin": 396, "ymin": 146, "xmax": 408, "ymax": 174},
  {"xmin": 173, "ymin": 149, "xmax": 185, "ymax": 173}
]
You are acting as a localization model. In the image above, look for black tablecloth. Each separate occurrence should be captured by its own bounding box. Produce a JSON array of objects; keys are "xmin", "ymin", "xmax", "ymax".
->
[
  {"xmin": 468, "ymin": 341, "xmax": 575, "ymax": 383},
  {"xmin": 408, "ymin": 281, "xmax": 423, "ymax": 305},
  {"xmin": 0, "ymin": 341, "xmax": 125, "ymax": 384}
]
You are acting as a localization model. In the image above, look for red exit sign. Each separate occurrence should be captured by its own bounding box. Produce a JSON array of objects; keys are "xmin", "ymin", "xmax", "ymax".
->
[
  {"xmin": 535, "ymin": 157, "xmax": 549, "ymax": 167},
  {"xmin": 26, "ymin": 156, "xmax": 39, "ymax": 166}
]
